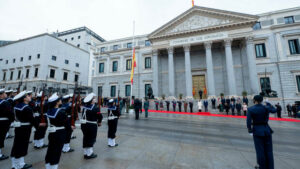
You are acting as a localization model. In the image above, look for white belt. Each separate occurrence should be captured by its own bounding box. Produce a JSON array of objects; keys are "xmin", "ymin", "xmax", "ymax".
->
[
  {"xmin": 48, "ymin": 126, "xmax": 65, "ymax": 133},
  {"xmin": 34, "ymin": 113, "xmax": 40, "ymax": 117},
  {"xmin": 108, "ymin": 116, "xmax": 118, "ymax": 120},
  {"xmin": 86, "ymin": 120, "xmax": 97, "ymax": 124},
  {"xmin": 0, "ymin": 117, "xmax": 9, "ymax": 121},
  {"xmin": 21, "ymin": 122, "xmax": 31, "ymax": 126},
  {"xmin": 55, "ymin": 126, "xmax": 65, "ymax": 130}
]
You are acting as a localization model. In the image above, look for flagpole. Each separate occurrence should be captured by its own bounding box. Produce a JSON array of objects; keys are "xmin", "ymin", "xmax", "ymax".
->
[{"xmin": 130, "ymin": 21, "xmax": 135, "ymax": 105}]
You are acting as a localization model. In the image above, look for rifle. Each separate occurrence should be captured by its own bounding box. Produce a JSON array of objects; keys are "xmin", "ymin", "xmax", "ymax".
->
[
  {"xmin": 17, "ymin": 75, "xmax": 23, "ymax": 94},
  {"xmin": 40, "ymin": 76, "xmax": 48, "ymax": 123},
  {"xmin": 70, "ymin": 82, "xmax": 78, "ymax": 127},
  {"xmin": 74, "ymin": 83, "xmax": 81, "ymax": 122}
]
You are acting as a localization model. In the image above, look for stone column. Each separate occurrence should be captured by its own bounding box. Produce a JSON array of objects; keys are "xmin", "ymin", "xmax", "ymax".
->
[
  {"xmin": 224, "ymin": 39, "xmax": 237, "ymax": 96},
  {"xmin": 246, "ymin": 37, "xmax": 260, "ymax": 94},
  {"xmin": 204, "ymin": 41, "xmax": 216, "ymax": 97},
  {"xmin": 168, "ymin": 47, "xmax": 175, "ymax": 96},
  {"xmin": 106, "ymin": 57, "xmax": 110, "ymax": 74},
  {"xmin": 184, "ymin": 45, "xmax": 193, "ymax": 97},
  {"xmin": 152, "ymin": 50, "xmax": 159, "ymax": 97}
]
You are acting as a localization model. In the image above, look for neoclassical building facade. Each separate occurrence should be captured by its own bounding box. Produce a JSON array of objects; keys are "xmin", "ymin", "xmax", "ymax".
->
[{"xmin": 92, "ymin": 6, "xmax": 300, "ymax": 104}]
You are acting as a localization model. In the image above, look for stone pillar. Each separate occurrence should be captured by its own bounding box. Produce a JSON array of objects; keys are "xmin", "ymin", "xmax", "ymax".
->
[
  {"xmin": 184, "ymin": 45, "xmax": 193, "ymax": 97},
  {"xmin": 152, "ymin": 50, "xmax": 159, "ymax": 97},
  {"xmin": 204, "ymin": 41, "xmax": 216, "ymax": 97},
  {"xmin": 168, "ymin": 47, "xmax": 175, "ymax": 97},
  {"xmin": 224, "ymin": 39, "xmax": 237, "ymax": 96},
  {"xmin": 246, "ymin": 37, "xmax": 260, "ymax": 94},
  {"xmin": 106, "ymin": 57, "xmax": 110, "ymax": 74}
]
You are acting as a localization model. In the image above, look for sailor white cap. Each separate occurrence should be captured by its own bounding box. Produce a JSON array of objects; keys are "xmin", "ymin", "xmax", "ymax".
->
[
  {"xmin": 48, "ymin": 93, "xmax": 60, "ymax": 103},
  {"xmin": 13, "ymin": 90, "xmax": 18, "ymax": 93},
  {"xmin": 37, "ymin": 91, "xmax": 43, "ymax": 97},
  {"xmin": 0, "ymin": 88, "xmax": 5, "ymax": 94},
  {"xmin": 62, "ymin": 94, "xmax": 70, "ymax": 99},
  {"xmin": 84, "ymin": 93, "xmax": 95, "ymax": 103},
  {"xmin": 109, "ymin": 99, "xmax": 114, "ymax": 103},
  {"xmin": 5, "ymin": 89, "xmax": 13, "ymax": 93},
  {"xmin": 26, "ymin": 91, "xmax": 32, "ymax": 95},
  {"xmin": 13, "ymin": 91, "xmax": 27, "ymax": 101}
]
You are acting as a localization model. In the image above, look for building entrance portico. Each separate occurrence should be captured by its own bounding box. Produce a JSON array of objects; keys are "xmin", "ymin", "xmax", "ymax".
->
[{"xmin": 149, "ymin": 6, "xmax": 260, "ymax": 99}]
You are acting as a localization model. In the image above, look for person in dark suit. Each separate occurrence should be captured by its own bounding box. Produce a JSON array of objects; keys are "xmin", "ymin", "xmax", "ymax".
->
[
  {"xmin": 225, "ymin": 103, "xmax": 230, "ymax": 115},
  {"xmin": 134, "ymin": 98, "xmax": 140, "ymax": 120},
  {"xmin": 275, "ymin": 103, "xmax": 282, "ymax": 118},
  {"xmin": 177, "ymin": 100, "xmax": 182, "ymax": 112},
  {"xmin": 247, "ymin": 95, "xmax": 276, "ymax": 169},
  {"xmin": 189, "ymin": 101, "xmax": 193, "ymax": 113},
  {"xmin": 230, "ymin": 96, "xmax": 236, "ymax": 104},
  {"xmin": 243, "ymin": 96, "xmax": 249, "ymax": 106},
  {"xmin": 230, "ymin": 102, "xmax": 235, "ymax": 115},
  {"xmin": 165, "ymin": 100, "xmax": 170, "ymax": 111},
  {"xmin": 203, "ymin": 100, "xmax": 208, "ymax": 112},
  {"xmin": 211, "ymin": 97, "xmax": 216, "ymax": 109},
  {"xmin": 221, "ymin": 97, "xmax": 226, "ymax": 106},
  {"xmin": 172, "ymin": 100, "xmax": 176, "ymax": 112},
  {"xmin": 236, "ymin": 102, "xmax": 242, "ymax": 116}
]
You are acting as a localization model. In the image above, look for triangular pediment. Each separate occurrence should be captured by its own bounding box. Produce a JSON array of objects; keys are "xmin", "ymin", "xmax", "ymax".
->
[{"xmin": 148, "ymin": 6, "xmax": 258, "ymax": 40}]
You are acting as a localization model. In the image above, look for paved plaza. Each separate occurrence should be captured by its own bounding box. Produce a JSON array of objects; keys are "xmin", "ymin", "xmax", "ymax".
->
[{"xmin": 1, "ymin": 111, "xmax": 300, "ymax": 169}]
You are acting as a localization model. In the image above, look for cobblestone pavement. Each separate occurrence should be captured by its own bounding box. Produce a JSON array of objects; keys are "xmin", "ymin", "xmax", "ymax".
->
[{"xmin": 1, "ymin": 111, "xmax": 300, "ymax": 169}]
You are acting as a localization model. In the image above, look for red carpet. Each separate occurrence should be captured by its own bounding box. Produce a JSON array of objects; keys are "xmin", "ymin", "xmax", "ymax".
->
[{"xmin": 146, "ymin": 109, "xmax": 300, "ymax": 123}]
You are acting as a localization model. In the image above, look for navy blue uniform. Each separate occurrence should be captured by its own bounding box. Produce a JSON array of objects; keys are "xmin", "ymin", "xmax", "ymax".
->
[
  {"xmin": 0, "ymin": 99, "xmax": 14, "ymax": 149},
  {"xmin": 247, "ymin": 103, "xmax": 276, "ymax": 169},
  {"xmin": 61, "ymin": 103, "xmax": 73, "ymax": 144},
  {"xmin": 11, "ymin": 103, "xmax": 38, "ymax": 158},
  {"xmin": 107, "ymin": 105, "xmax": 120, "ymax": 139},
  {"xmin": 45, "ymin": 108, "xmax": 69, "ymax": 165},
  {"xmin": 33, "ymin": 100, "xmax": 48, "ymax": 145},
  {"xmin": 81, "ymin": 104, "xmax": 102, "ymax": 148}
]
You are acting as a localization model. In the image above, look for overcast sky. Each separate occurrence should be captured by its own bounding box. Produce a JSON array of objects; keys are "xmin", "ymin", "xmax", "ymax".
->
[{"xmin": 0, "ymin": 0, "xmax": 299, "ymax": 41}]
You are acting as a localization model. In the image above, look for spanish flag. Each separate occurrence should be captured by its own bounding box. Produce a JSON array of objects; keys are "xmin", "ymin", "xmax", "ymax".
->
[
  {"xmin": 130, "ymin": 48, "xmax": 136, "ymax": 84},
  {"xmin": 192, "ymin": 0, "xmax": 194, "ymax": 7}
]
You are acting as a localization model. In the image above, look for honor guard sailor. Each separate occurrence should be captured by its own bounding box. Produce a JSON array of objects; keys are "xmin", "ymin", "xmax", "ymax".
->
[
  {"xmin": 81, "ymin": 93, "xmax": 103, "ymax": 159},
  {"xmin": 45, "ymin": 93, "xmax": 70, "ymax": 169},
  {"xmin": 61, "ymin": 94, "xmax": 75, "ymax": 153},
  {"xmin": 11, "ymin": 91, "xmax": 39, "ymax": 169},
  {"xmin": 33, "ymin": 91, "xmax": 48, "ymax": 149},
  {"xmin": 0, "ymin": 88, "xmax": 14, "ymax": 161},
  {"xmin": 6, "ymin": 90, "xmax": 16, "ymax": 139},
  {"xmin": 107, "ymin": 99, "xmax": 120, "ymax": 147}
]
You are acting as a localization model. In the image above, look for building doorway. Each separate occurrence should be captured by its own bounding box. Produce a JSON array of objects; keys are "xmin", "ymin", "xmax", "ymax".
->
[{"xmin": 192, "ymin": 75, "xmax": 207, "ymax": 99}]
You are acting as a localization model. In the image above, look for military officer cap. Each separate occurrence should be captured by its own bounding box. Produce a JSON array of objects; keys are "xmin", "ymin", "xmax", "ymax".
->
[
  {"xmin": 13, "ymin": 91, "xmax": 27, "ymax": 101},
  {"xmin": 0, "ymin": 88, "xmax": 5, "ymax": 94},
  {"xmin": 62, "ymin": 94, "xmax": 70, "ymax": 100},
  {"xmin": 69, "ymin": 93, "xmax": 73, "ymax": 98},
  {"xmin": 84, "ymin": 93, "xmax": 95, "ymax": 103},
  {"xmin": 253, "ymin": 95, "xmax": 263, "ymax": 103},
  {"xmin": 12, "ymin": 90, "xmax": 17, "ymax": 93},
  {"xmin": 48, "ymin": 93, "xmax": 60, "ymax": 103},
  {"xmin": 37, "ymin": 91, "xmax": 43, "ymax": 98},
  {"xmin": 109, "ymin": 99, "xmax": 114, "ymax": 103}
]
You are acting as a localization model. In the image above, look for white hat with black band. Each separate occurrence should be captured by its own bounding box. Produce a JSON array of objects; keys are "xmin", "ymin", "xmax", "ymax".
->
[
  {"xmin": 13, "ymin": 91, "xmax": 27, "ymax": 101},
  {"xmin": 48, "ymin": 93, "xmax": 59, "ymax": 103},
  {"xmin": 84, "ymin": 93, "xmax": 95, "ymax": 103}
]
